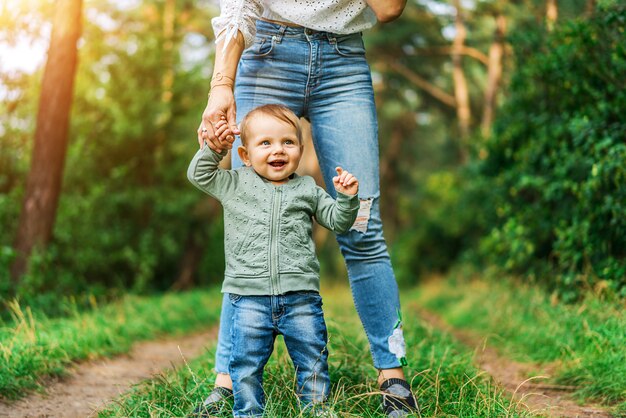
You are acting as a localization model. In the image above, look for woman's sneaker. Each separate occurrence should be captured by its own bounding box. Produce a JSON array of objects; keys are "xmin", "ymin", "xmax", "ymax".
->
[
  {"xmin": 189, "ymin": 386, "xmax": 233, "ymax": 417},
  {"xmin": 380, "ymin": 378, "xmax": 419, "ymax": 417}
]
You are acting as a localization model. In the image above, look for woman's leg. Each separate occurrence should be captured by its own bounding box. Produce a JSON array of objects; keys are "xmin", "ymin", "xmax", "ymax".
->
[
  {"xmin": 214, "ymin": 294, "xmax": 233, "ymax": 386},
  {"xmin": 307, "ymin": 33, "xmax": 404, "ymax": 372},
  {"xmin": 307, "ymin": 33, "xmax": 418, "ymax": 415}
]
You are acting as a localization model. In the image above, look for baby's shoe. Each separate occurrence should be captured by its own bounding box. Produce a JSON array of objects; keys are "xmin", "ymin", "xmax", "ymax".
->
[{"xmin": 189, "ymin": 386, "xmax": 233, "ymax": 417}]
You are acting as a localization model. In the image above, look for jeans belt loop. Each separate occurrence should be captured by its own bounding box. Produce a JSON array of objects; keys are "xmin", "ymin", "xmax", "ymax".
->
[{"xmin": 275, "ymin": 25, "xmax": 287, "ymax": 43}]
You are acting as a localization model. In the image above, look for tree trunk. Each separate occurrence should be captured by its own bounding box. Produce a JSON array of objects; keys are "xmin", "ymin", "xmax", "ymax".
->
[
  {"xmin": 171, "ymin": 233, "xmax": 203, "ymax": 291},
  {"xmin": 172, "ymin": 198, "xmax": 221, "ymax": 290},
  {"xmin": 481, "ymin": 13, "xmax": 506, "ymax": 138},
  {"xmin": 452, "ymin": 0, "xmax": 471, "ymax": 162},
  {"xmin": 546, "ymin": 0, "xmax": 558, "ymax": 31},
  {"xmin": 155, "ymin": 0, "xmax": 176, "ymax": 164},
  {"xmin": 11, "ymin": 0, "xmax": 83, "ymax": 282}
]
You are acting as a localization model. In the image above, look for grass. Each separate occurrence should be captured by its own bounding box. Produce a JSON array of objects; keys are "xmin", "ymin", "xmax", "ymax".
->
[
  {"xmin": 8, "ymin": 277, "xmax": 619, "ymax": 416},
  {"xmin": 98, "ymin": 285, "xmax": 534, "ymax": 417},
  {"xmin": 0, "ymin": 288, "xmax": 222, "ymax": 400},
  {"xmin": 411, "ymin": 274, "xmax": 626, "ymax": 412}
]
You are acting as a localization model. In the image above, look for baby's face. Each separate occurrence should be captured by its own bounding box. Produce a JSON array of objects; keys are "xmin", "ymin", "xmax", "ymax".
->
[{"xmin": 238, "ymin": 115, "xmax": 303, "ymax": 185}]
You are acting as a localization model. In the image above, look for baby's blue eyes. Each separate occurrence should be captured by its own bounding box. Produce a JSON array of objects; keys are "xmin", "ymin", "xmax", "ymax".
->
[{"xmin": 259, "ymin": 139, "xmax": 296, "ymax": 146}]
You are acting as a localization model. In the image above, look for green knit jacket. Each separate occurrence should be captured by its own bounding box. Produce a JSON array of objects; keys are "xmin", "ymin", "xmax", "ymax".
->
[{"xmin": 187, "ymin": 145, "xmax": 359, "ymax": 296}]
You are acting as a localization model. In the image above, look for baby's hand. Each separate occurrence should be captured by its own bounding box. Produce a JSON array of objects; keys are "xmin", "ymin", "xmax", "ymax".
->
[
  {"xmin": 213, "ymin": 117, "xmax": 235, "ymax": 149},
  {"xmin": 332, "ymin": 167, "xmax": 359, "ymax": 195}
]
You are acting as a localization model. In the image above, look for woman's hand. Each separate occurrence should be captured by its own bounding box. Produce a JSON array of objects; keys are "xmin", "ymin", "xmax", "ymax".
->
[
  {"xmin": 197, "ymin": 29, "xmax": 245, "ymax": 152},
  {"xmin": 197, "ymin": 85, "xmax": 240, "ymax": 153}
]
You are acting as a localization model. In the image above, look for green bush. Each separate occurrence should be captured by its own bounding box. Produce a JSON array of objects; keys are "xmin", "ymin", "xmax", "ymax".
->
[
  {"xmin": 392, "ymin": 165, "xmax": 494, "ymax": 284},
  {"xmin": 479, "ymin": 5, "xmax": 626, "ymax": 299}
]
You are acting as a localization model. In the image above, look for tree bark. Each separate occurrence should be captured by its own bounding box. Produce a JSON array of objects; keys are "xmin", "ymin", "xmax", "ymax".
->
[
  {"xmin": 11, "ymin": 0, "xmax": 83, "ymax": 282},
  {"xmin": 155, "ymin": 0, "xmax": 176, "ymax": 164},
  {"xmin": 452, "ymin": 0, "xmax": 471, "ymax": 161},
  {"xmin": 171, "ymin": 233, "xmax": 204, "ymax": 291},
  {"xmin": 481, "ymin": 13, "xmax": 506, "ymax": 138}
]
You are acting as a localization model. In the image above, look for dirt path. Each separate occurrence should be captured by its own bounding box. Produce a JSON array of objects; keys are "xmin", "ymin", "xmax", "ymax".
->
[
  {"xmin": 0, "ymin": 329, "xmax": 216, "ymax": 418},
  {"xmin": 414, "ymin": 306, "xmax": 611, "ymax": 418}
]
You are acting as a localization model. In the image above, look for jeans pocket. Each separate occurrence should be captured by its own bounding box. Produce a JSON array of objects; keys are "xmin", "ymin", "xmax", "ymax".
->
[
  {"xmin": 246, "ymin": 35, "xmax": 275, "ymax": 58},
  {"xmin": 332, "ymin": 35, "xmax": 366, "ymax": 58}
]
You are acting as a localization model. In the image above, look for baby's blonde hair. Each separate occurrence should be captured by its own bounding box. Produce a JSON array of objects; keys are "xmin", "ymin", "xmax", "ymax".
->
[{"xmin": 239, "ymin": 104, "xmax": 302, "ymax": 145}]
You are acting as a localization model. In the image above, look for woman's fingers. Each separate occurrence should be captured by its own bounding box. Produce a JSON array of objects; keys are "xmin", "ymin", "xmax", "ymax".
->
[
  {"xmin": 197, "ymin": 123, "xmax": 216, "ymax": 150},
  {"xmin": 197, "ymin": 124, "xmax": 204, "ymax": 148},
  {"xmin": 201, "ymin": 115, "xmax": 230, "ymax": 152},
  {"xmin": 202, "ymin": 123, "xmax": 221, "ymax": 152}
]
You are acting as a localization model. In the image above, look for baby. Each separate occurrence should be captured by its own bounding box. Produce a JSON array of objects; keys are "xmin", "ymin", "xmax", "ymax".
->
[{"xmin": 188, "ymin": 104, "xmax": 359, "ymax": 417}]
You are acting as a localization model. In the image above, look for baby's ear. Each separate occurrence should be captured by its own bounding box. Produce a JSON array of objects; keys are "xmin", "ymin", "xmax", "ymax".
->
[{"xmin": 238, "ymin": 146, "xmax": 251, "ymax": 166}]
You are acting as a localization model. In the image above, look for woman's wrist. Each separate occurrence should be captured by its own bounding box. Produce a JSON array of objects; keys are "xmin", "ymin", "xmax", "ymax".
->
[{"xmin": 210, "ymin": 72, "xmax": 235, "ymax": 91}]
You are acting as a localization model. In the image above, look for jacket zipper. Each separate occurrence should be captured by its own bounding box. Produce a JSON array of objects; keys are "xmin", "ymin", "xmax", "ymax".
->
[{"xmin": 269, "ymin": 187, "xmax": 282, "ymax": 294}]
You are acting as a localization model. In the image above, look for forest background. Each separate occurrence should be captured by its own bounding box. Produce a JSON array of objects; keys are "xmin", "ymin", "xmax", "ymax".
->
[{"xmin": 0, "ymin": 0, "xmax": 624, "ymax": 315}]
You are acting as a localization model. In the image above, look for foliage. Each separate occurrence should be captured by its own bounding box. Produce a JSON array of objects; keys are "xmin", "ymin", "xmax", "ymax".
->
[
  {"xmin": 0, "ymin": 288, "xmax": 222, "ymax": 400},
  {"xmin": 1, "ymin": 0, "xmax": 624, "ymax": 305},
  {"xmin": 478, "ymin": 5, "xmax": 626, "ymax": 299},
  {"xmin": 0, "ymin": 0, "xmax": 225, "ymax": 304},
  {"xmin": 392, "ymin": 166, "xmax": 494, "ymax": 285}
]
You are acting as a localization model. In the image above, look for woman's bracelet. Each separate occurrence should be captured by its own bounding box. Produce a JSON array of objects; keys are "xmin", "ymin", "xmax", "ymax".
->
[{"xmin": 210, "ymin": 72, "xmax": 235, "ymax": 90}]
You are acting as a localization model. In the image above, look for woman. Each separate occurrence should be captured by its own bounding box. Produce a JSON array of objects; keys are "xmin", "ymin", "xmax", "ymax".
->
[{"xmin": 194, "ymin": 1, "xmax": 417, "ymax": 416}]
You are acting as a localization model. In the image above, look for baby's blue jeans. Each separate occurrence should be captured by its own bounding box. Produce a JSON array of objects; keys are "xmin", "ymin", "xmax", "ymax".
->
[{"xmin": 228, "ymin": 292, "xmax": 329, "ymax": 417}]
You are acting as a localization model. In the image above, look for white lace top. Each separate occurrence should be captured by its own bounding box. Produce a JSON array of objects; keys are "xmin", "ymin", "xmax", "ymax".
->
[{"xmin": 212, "ymin": 0, "xmax": 377, "ymax": 50}]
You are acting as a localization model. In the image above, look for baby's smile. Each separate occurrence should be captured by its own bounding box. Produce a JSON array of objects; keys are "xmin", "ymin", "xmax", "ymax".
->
[{"xmin": 269, "ymin": 160, "xmax": 287, "ymax": 168}]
